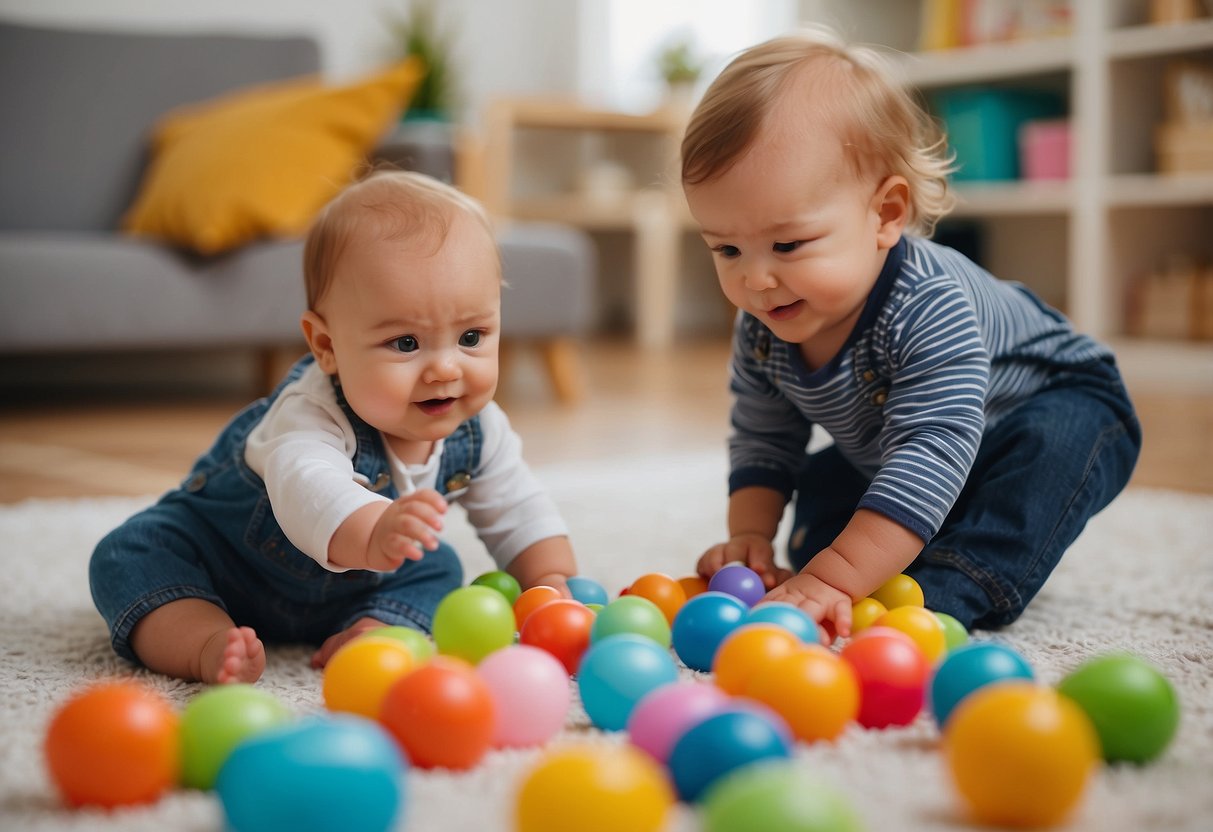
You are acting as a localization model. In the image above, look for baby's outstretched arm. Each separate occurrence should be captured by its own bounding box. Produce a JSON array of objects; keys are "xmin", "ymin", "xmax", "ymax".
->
[
  {"xmin": 328, "ymin": 489, "xmax": 448, "ymax": 571},
  {"xmin": 506, "ymin": 536, "xmax": 577, "ymax": 597}
]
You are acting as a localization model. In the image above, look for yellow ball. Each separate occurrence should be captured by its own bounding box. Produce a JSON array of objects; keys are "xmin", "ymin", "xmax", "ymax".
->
[
  {"xmin": 869, "ymin": 573, "xmax": 925, "ymax": 610},
  {"xmin": 851, "ymin": 597, "xmax": 888, "ymax": 634},
  {"xmin": 322, "ymin": 636, "xmax": 415, "ymax": 720},
  {"xmin": 515, "ymin": 745, "xmax": 674, "ymax": 832},
  {"xmin": 873, "ymin": 605, "xmax": 947, "ymax": 663},
  {"xmin": 945, "ymin": 682, "xmax": 1100, "ymax": 828}
]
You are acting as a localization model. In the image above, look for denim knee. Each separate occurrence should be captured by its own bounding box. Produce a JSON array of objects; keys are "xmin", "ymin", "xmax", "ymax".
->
[{"xmin": 339, "ymin": 542, "xmax": 465, "ymax": 634}]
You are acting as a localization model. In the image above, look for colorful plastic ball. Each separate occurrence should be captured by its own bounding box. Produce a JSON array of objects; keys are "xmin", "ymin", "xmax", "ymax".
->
[
  {"xmin": 869, "ymin": 573, "xmax": 925, "ymax": 609},
  {"xmin": 515, "ymin": 744, "xmax": 674, "ymax": 832},
  {"xmin": 366, "ymin": 625, "xmax": 436, "ymax": 662},
  {"xmin": 851, "ymin": 597, "xmax": 888, "ymax": 634},
  {"xmin": 590, "ymin": 595, "xmax": 671, "ymax": 647},
  {"xmin": 933, "ymin": 611, "xmax": 969, "ymax": 651},
  {"xmin": 628, "ymin": 572, "xmax": 688, "ymax": 625},
  {"xmin": 678, "ymin": 574, "xmax": 710, "ymax": 599},
  {"xmin": 566, "ymin": 575, "xmax": 609, "ymax": 607},
  {"xmin": 379, "ymin": 655, "xmax": 496, "ymax": 770},
  {"xmin": 744, "ymin": 601, "xmax": 819, "ymax": 645},
  {"xmin": 708, "ymin": 563, "xmax": 766, "ymax": 607},
  {"xmin": 471, "ymin": 569, "xmax": 522, "ymax": 605},
  {"xmin": 744, "ymin": 646, "xmax": 860, "ymax": 742},
  {"xmin": 945, "ymin": 682, "xmax": 1099, "ymax": 828},
  {"xmin": 873, "ymin": 605, "xmax": 947, "ymax": 663},
  {"xmin": 476, "ymin": 645, "xmax": 570, "ymax": 748},
  {"xmin": 712, "ymin": 623, "xmax": 804, "ymax": 695},
  {"xmin": 216, "ymin": 715, "xmax": 405, "ymax": 832},
  {"xmin": 513, "ymin": 585, "xmax": 564, "ymax": 630},
  {"xmin": 577, "ymin": 634, "xmax": 679, "ymax": 731},
  {"xmin": 626, "ymin": 681, "xmax": 730, "ymax": 764},
  {"xmin": 44, "ymin": 681, "xmax": 179, "ymax": 808},
  {"xmin": 432, "ymin": 584, "xmax": 515, "ymax": 664},
  {"xmin": 929, "ymin": 641, "xmax": 1034, "ymax": 728},
  {"xmin": 519, "ymin": 598, "xmax": 595, "ymax": 674},
  {"xmin": 702, "ymin": 760, "xmax": 863, "ymax": 832},
  {"xmin": 1057, "ymin": 652, "xmax": 1180, "ymax": 764},
  {"xmin": 671, "ymin": 591, "xmax": 748, "ymax": 671},
  {"xmin": 322, "ymin": 636, "xmax": 415, "ymax": 719},
  {"xmin": 180, "ymin": 684, "xmax": 292, "ymax": 790},
  {"xmin": 668, "ymin": 708, "xmax": 793, "ymax": 802},
  {"xmin": 840, "ymin": 627, "xmax": 930, "ymax": 729}
]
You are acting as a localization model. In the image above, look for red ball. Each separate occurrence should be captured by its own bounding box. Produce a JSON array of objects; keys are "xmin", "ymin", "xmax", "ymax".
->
[
  {"xmin": 840, "ymin": 627, "xmax": 930, "ymax": 729},
  {"xmin": 379, "ymin": 656, "xmax": 495, "ymax": 770},
  {"xmin": 519, "ymin": 599, "xmax": 596, "ymax": 675}
]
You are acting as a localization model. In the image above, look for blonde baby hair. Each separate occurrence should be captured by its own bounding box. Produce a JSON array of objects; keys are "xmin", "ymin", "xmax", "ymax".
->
[{"xmin": 681, "ymin": 25, "xmax": 956, "ymax": 237}]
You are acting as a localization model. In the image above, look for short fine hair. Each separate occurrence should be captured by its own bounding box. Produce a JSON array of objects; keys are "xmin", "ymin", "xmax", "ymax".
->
[
  {"xmin": 303, "ymin": 169, "xmax": 497, "ymax": 310},
  {"xmin": 681, "ymin": 26, "xmax": 956, "ymax": 236}
]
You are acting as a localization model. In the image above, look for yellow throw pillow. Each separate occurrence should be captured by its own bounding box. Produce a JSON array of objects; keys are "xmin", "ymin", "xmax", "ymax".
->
[{"xmin": 123, "ymin": 58, "xmax": 423, "ymax": 255}]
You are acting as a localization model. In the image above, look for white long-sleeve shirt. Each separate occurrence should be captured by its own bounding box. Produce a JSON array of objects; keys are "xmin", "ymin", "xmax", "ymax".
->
[{"xmin": 244, "ymin": 362, "xmax": 567, "ymax": 572}]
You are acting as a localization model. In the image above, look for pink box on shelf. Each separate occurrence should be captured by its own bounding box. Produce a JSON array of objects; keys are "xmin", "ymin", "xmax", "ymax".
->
[{"xmin": 1019, "ymin": 118, "xmax": 1071, "ymax": 180}]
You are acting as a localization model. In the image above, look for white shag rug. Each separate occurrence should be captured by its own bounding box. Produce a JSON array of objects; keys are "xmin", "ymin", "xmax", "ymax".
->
[{"xmin": 1, "ymin": 450, "xmax": 1211, "ymax": 832}]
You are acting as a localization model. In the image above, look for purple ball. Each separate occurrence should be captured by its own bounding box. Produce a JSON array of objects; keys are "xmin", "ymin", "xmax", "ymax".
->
[{"xmin": 708, "ymin": 564, "xmax": 766, "ymax": 608}]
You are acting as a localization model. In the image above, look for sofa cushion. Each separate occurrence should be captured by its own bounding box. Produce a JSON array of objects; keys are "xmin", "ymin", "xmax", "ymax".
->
[{"xmin": 122, "ymin": 59, "xmax": 423, "ymax": 255}]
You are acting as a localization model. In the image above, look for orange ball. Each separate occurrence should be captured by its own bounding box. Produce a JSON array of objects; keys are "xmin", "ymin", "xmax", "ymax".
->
[
  {"xmin": 628, "ymin": 573, "xmax": 687, "ymax": 625},
  {"xmin": 514, "ymin": 585, "xmax": 564, "ymax": 631},
  {"xmin": 873, "ymin": 605, "xmax": 947, "ymax": 663},
  {"xmin": 712, "ymin": 624, "xmax": 804, "ymax": 695},
  {"xmin": 677, "ymin": 575, "xmax": 710, "ymax": 600},
  {"xmin": 322, "ymin": 636, "xmax": 415, "ymax": 719},
  {"xmin": 520, "ymin": 598, "xmax": 596, "ymax": 674},
  {"xmin": 44, "ymin": 681, "xmax": 179, "ymax": 808},
  {"xmin": 851, "ymin": 597, "xmax": 888, "ymax": 634},
  {"xmin": 380, "ymin": 656, "xmax": 496, "ymax": 770},
  {"xmin": 743, "ymin": 645, "xmax": 859, "ymax": 742}
]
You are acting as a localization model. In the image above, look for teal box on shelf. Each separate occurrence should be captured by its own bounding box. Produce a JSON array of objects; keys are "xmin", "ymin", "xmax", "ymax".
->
[{"xmin": 932, "ymin": 88, "xmax": 1065, "ymax": 181}]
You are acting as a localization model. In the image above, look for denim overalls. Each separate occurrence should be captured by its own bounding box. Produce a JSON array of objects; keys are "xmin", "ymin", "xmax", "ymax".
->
[{"xmin": 90, "ymin": 355, "xmax": 472, "ymax": 662}]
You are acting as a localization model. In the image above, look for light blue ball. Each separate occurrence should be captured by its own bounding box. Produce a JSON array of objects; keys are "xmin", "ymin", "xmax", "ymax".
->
[
  {"xmin": 671, "ymin": 592, "xmax": 748, "ymax": 671},
  {"xmin": 577, "ymin": 634, "xmax": 679, "ymax": 731},
  {"xmin": 566, "ymin": 575, "xmax": 609, "ymax": 607},
  {"xmin": 744, "ymin": 602, "xmax": 820, "ymax": 645},
  {"xmin": 216, "ymin": 716, "xmax": 407, "ymax": 832},
  {"xmin": 668, "ymin": 709, "xmax": 793, "ymax": 803},
  {"xmin": 929, "ymin": 641, "xmax": 1034, "ymax": 727}
]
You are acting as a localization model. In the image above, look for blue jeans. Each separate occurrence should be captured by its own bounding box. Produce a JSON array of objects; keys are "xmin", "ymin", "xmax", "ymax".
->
[{"xmin": 788, "ymin": 358, "xmax": 1141, "ymax": 629}]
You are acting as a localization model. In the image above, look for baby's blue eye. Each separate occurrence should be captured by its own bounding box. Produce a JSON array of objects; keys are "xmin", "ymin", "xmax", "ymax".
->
[
  {"xmin": 391, "ymin": 335, "xmax": 419, "ymax": 353},
  {"xmin": 459, "ymin": 330, "xmax": 482, "ymax": 348},
  {"xmin": 713, "ymin": 244, "xmax": 740, "ymax": 258},
  {"xmin": 773, "ymin": 241, "xmax": 801, "ymax": 253}
]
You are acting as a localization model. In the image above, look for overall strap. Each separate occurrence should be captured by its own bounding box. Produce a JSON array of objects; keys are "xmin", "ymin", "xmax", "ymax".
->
[
  {"xmin": 330, "ymin": 375, "xmax": 395, "ymax": 496},
  {"xmin": 436, "ymin": 416, "xmax": 483, "ymax": 496}
]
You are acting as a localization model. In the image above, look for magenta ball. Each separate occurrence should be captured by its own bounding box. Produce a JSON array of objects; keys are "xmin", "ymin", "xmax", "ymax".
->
[
  {"xmin": 626, "ymin": 681, "xmax": 730, "ymax": 765},
  {"xmin": 708, "ymin": 564, "xmax": 766, "ymax": 608},
  {"xmin": 476, "ymin": 645, "xmax": 570, "ymax": 748}
]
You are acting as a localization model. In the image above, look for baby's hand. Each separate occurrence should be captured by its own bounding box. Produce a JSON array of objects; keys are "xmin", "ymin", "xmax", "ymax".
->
[
  {"xmin": 366, "ymin": 489, "xmax": 447, "ymax": 571},
  {"xmin": 764, "ymin": 571, "xmax": 853, "ymax": 644},
  {"xmin": 526, "ymin": 572, "xmax": 572, "ymax": 598},
  {"xmin": 698, "ymin": 534, "xmax": 792, "ymax": 590}
]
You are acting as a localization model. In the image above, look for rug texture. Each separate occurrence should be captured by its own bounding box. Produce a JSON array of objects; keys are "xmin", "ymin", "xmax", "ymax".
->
[{"xmin": 1, "ymin": 451, "xmax": 1210, "ymax": 831}]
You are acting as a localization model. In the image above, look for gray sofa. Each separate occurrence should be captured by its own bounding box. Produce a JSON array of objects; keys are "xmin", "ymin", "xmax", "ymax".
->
[{"xmin": 0, "ymin": 22, "xmax": 594, "ymax": 400}]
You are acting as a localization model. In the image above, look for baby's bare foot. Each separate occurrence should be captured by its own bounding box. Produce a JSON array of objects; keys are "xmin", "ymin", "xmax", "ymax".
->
[
  {"xmin": 201, "ymin": 626, "xmax": 265, "ymax": 684},
  {"xmin": 310, "ymin": 617, "xmax": 387, "ymax": 669}
]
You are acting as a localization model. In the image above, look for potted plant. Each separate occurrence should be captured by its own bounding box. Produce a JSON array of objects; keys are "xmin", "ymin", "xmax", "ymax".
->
[
  {"xmin": 384, "ymin": 0, "xmax": 459, "ymax": 122},
  {"xmin": 656, "ymin": 36, "xmax": 703, "ymax": 115}
]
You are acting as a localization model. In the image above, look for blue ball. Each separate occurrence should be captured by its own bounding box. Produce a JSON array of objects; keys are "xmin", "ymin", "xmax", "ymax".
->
[
  {"xmin": 577, "ymin": 634, "xmax": 679, "ymax": 731},
  {"xmin": 744, "ymin": 602, "xmax": 820, "ymax": 645},
  {"xmin": 671, "ymin": 592, "xmax": 748, "ymax": 671},
  {"xmin": 708, "ymin": 564, "xmax": 766, "ymax": 607},
  {"xmin": 216, "ymin": 716, "xmax": 406, "ymax": 832},
  {"xmin": 566, "ymin": 575, "xmax": 609, "ymax": 607},
  {"xmin": 668, "ymin": 709, "xmax": 793, "ymax": 803},
  {"xmin": 929, "ymin": 641, "xmax": 1035, "ymax": 727}
]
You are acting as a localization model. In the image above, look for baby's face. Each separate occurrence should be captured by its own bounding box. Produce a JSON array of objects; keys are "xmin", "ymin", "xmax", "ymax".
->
[{"xmin": 317, "ymin": 210, "xmax": 501, "ymax": 461}]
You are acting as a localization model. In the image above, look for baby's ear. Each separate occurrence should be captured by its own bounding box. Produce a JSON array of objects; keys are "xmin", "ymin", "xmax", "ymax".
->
[
  {"xmin": 300, "ymin": 311, "xmax": 338, "ymax": 374},
  {"xmin": 873, "ymin": 176, "xmax": 910, "ymax": 248}
]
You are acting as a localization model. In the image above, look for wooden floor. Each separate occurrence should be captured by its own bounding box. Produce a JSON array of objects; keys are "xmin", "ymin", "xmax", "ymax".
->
[{"xmin": 1, "ymin": 337, "xmax": 1210, "ymax": 503}]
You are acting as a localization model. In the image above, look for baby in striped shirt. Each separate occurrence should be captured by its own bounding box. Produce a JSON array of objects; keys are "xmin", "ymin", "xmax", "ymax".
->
[{"xmin": 681, "ymin": 27, "xmax": 1140, "ymax": 639}]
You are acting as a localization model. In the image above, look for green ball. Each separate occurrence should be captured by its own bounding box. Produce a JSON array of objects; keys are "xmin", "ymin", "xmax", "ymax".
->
[
  {"xmin": 370, "ymin": 625, "xmax": 436, "ymax": 662},
  {"xmin": 1057, "ymin": 653, "xmax": 1179, "ymax": 764},
  {"xmin": 432, "ymin": 585, "xmax": 515, "ymax": 664},
  {"xmin": 180, "ymin": 684, "xmax": 292, "ymax": 789},
  {"xmin": 933, "ymin": 611, "xmax": 969, "ymax": 652},
  {"xmin": 471, "ymin": 570, "xmax": 522, "ymax": 605},
  {"xmin": 703, "ymin": 761, "xmax": 862, "ymax": 832},
  {"xmin": 590, "ymin": 596, "xmax": 671, "ymax": 648}
]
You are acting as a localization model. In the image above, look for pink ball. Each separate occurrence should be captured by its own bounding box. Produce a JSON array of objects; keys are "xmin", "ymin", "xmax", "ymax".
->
[
  {"xmin": 477, "ymin": 645, "xmax": 571, "ymax": 748},
  {"xmin": 626, "ymin": 681, "xmax": 730, "ymax": 764}
]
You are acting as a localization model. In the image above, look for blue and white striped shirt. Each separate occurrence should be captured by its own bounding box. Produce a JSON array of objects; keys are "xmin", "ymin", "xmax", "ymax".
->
[{"xmin": 728, "ymin": 235, "xmax": 1111, "ymax": 542}]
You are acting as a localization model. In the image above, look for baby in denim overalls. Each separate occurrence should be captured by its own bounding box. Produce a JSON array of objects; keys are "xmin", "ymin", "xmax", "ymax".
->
[{"xmin": 90, "ymin": 171, "xmax": 579, "ymax": 683}]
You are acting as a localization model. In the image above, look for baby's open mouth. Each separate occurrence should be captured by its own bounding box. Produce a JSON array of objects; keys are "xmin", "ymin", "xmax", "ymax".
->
[
  {"xmin": 416, "ymin": 398, "xmax": 456, "ymax": 415},
  {"xmin": 768, "ymin": 300, "xmax": 805, "ymax": 321}
]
